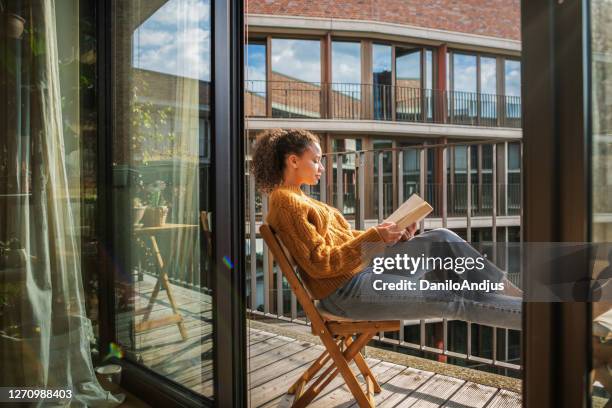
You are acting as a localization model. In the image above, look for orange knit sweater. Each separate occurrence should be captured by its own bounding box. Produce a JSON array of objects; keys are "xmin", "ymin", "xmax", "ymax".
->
[{"xmin": 265, "ymin": 185, "xmax": 386, "ymax": 299}]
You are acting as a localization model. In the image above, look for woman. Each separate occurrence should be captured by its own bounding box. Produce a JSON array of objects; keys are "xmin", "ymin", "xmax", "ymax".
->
[{"xmin": 253, "ymin": 129, "xmax": 521, "ymax": 330}]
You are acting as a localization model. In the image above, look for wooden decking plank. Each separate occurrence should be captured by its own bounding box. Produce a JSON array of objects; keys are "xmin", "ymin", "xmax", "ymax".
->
[
  {"xmin": 308, "ymin": 359, "xmax": 401, "ymax": 408},
  {"xmin": 393, "ymin": 374, "xmax": 465, "ymax": 408},
  {"xmin": 373, "ymin": 367, "xmax": 435, "ymax": 408},
  {"xmin": 249, "ymin": 344, "xmax": 324, "ymax": 389},
  {"xmin": 248, "ymin": 339, "xmax": 314, "ymax": 375},
  {"xmin": 259, "ymin": 359, "xmax": 374, "ymax": 408},
  {"xmin": 442, "ymin": 382, "xmax": 498, "ymax": 408},
  {"xmin": 483, "ymin": 389, "xmax": 522, "ymax": 408},
  {"xmin": 248, "ymin": 346, "xmax": 329, "ymax": 407},
  {"xmin": 248, "ymin": 334, "xmax": 298, "ymax": 358}
]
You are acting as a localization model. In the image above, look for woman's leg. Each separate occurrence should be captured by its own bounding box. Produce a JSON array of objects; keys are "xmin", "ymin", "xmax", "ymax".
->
[{"xmin": 319, "ymin": 228, "xmax": 522, "ymax": 330}]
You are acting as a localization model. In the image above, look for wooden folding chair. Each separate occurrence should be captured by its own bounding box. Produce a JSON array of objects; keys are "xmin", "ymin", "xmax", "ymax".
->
[{"xmin": 260, "ymin": 224, "xmax": 400, "ymax": 408}]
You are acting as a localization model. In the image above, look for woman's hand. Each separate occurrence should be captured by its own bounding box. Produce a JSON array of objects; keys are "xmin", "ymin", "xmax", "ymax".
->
[
  {"xmin": 375, "ymin": 222, "xmax": 404, "ymax": 245},
  {"xmin": 400, "ymin": 222, "xmax": 418, "ymax": 241}
]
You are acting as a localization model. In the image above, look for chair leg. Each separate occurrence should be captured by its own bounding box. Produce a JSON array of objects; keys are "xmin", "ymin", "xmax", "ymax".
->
[
  {"xmin": 293, "ymin": 331, "xmax": 375, "ymax": 408},
  {"xmin": 288, "ymin": 348, "xmax": 331, "ymax": 395},
  {"xmin": 344, "ymin": 337, "xmax": 382, "ymax": 393}
]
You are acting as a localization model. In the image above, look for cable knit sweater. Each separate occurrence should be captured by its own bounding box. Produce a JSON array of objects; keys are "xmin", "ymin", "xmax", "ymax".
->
[{"xmin": 266, "ymin": 185, "xmax": 386, "ymax": 300}]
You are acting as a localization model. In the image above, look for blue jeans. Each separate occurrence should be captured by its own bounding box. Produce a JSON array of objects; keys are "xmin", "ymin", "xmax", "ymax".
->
[{"xmin": 319, "ymin": 228, "xmax": 522, "ymax": 330}]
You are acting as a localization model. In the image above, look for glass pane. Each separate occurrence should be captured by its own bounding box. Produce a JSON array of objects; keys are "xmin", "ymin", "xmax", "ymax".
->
[
  {"xmin": 245, "ymin": 43, "xmax": 266, "ymax": 116},
  {"xmin": 331, "ymin": 139, "xmax": 359, "ymax": 215},
  {"xmin": 271, "ymin": 39, "xmax": 321, "ymax": 118},
  {"xmin": 505, "ymin": 60, "xmax": 521, "ymax": 119},
  {"xmin": 425, "ymin": 49, "xmax": 433, "ymax": 120},
  {"xmin": 0, "ymin": 0, "xmax": 121, "ymax": 402},
  {"xmin": 452, "ymin": 53, "xmax": 478, "ymax": 123},
  {"xmin": 480, "ymin": 56, "xmax": 497, "ymax": 121},
  {"xmin": 373, "ymin": 44, "xmax": 392, "ymax": 120},
  {"xmin": 591, "ymin": 1, "xmax": 612, "ymax": 406},
  {"xmin": 112, "ymin": 0, "xmax": 214, "ymax": 398},
  {"xmin": 395, "ymin": 48, "xmax": 421, "ymax": 121},
  {"xmin": 331, "ymin": 41, "xmax": 361, "ymax": 119}
]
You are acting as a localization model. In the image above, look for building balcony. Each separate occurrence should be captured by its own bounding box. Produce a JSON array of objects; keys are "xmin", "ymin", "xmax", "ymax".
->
[{"xmin": 245, "ymin": 81, "xmax": 522, "ymax": 135}]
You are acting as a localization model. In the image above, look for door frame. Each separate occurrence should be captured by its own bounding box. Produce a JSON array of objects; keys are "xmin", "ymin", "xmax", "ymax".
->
[
  {"xmin": 96, "ymin": 0, "xmax": 247, "ymax": 406},
  {"xmin": 521, "ymin": 0, "xmax": 592, "ymax": 406}
]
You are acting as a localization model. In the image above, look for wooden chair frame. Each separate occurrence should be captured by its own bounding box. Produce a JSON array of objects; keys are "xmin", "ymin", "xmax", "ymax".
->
[{"xmin": 260, "ymin": 224, "xmax": 400, "ymax": 408}]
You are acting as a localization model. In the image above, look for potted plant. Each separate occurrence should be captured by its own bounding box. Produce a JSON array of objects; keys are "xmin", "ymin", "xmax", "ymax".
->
[
  {"xmin": 0, "ymin": 2, "xmax": 25, "ymax": 40},
  {"xmin": 142, "ymin": 180, "xmax": 169, "ymax": 227}
]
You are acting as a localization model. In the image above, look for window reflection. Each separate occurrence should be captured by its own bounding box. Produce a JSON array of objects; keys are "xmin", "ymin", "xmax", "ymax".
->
[
  {"xmin": 480, "ymin": 57, "xmax": 497, "ymax": 121},
  {"xmin": 452, "ymin": 53, "xmax": 477, "ymax": 123},
  {"xmin": 504, "ymin": 60, "xmax": 521, "ymax": 119},
  {"xmin": 425, "ymin": 50, "xmax": 433, "ymax": 120},
  {"xmin": 271, "ymin": 39, "xmax": 321, "ymax": 118},
  {"xmin": 395, "ymin": 48, "xmax": 421, "ymax": 121},
  {"xmin": 373, "ymin": 44, "xmax": 392, "ymax": 120},
  {"xmin": 331, "ymin": 41, "xmax": 361, "ymax": 119},
  {"xmin": 113, "ymin": 0, "xmax": 213, "ymax": 398},
  {"xmin": 246, "ymin": 43, "xmax": 266, "ymax": 116}
]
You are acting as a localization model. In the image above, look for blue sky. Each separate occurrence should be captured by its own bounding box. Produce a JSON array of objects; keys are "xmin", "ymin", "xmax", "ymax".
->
[{"xmin": 132, "ymin": 0, "xmax": 211, "ymax": 81}]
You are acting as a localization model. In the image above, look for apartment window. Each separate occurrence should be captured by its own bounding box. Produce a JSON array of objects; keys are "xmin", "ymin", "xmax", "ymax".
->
[
  {"xmin": 372, "ymin": 44, "xmax": 392, "ymax": 120},
  {"xmin": 508, "ymin": 142, "xmax": 521, "ymax": 214},
  {"xmin": 451, "ymin": 53, "xmax": 478, "ymax": 123},
  {"xmin": 504, "ymin": 59, "xmax": 521, "ymax": 118},
  {"xmin": 395, "ymin": 48, "xmax": 421, "ymax": 121},
  {"xmin": 245, "ymin": 42, "xmax": 266, "ymax": 116},
  {"xmin": 480, "ymin": 56, "xmax": 497, "ymax": 120},
  {"xmin": 271, "ymin": 39, "xmax": 321, "ymax": 118},
  {"xmin": 331, "ymin": 138, "xmax": 362, "ymax": 215},
  {"xmin": 425, "ymin": 50, "xmax": 434, "ymax": 119},
  {"xmin": 331, "ymin": 41, "xmax": 361, "ymax": 118}
]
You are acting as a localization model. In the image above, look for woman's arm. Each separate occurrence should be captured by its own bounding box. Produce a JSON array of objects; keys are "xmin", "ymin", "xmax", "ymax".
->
[{"xmin": 276, "ymin": 207, "xmax": 386, "ymax": 280}]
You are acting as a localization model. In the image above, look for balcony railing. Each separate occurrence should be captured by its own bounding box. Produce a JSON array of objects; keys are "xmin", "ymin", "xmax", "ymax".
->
[
  {"xmin": 246, "ymin": 140, "xmax": 523, "ymax": 373},
  {"xmin": 245, "ymin": 80, "xmax": 522, "ymax": 128}
]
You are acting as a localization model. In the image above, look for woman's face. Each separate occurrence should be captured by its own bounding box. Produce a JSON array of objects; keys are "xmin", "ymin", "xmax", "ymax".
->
[{"xmin": 288, "ymin": 142, "xmax": 325, "ymax": 185}]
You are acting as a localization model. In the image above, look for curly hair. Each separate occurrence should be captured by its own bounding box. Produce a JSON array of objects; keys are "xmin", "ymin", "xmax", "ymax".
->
[{"xmin": 250, "ymin": 129, "xmax": 320, "ymax": 193}]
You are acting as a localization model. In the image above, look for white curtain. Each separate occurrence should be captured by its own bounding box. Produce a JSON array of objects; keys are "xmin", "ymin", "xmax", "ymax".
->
[{"xmin": 0, "ymin": 0, "xmax": 122, "ymax": 406}]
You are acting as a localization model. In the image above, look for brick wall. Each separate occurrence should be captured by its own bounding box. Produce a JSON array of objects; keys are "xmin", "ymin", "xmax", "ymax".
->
[{"xmin": 246, "ymin": 0, "xmax": 520, "ymax": 41}]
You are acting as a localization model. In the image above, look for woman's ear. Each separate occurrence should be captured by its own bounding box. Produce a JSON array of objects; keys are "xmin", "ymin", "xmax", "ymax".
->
[{"xmin": 287, "ymin": 154, "xmax": 299, "ymax": 169}]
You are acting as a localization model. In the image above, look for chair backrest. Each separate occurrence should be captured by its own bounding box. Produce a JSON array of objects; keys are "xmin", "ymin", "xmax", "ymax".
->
[{"xmin": 260, "ymin": 224, "xmax": 325, "ymax": 326}]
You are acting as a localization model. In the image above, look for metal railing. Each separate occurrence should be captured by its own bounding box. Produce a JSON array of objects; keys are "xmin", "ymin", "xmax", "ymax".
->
[
  {"xmin": 245, "ymin": 80, "xmax": 522, "ymax": 128},
  {"xmin": 246, "ymin": 140, "xmax": 523, "ymax": 372}
]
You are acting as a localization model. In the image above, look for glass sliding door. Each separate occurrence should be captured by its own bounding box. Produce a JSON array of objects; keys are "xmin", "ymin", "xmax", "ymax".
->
[
  {"xmin": 245, "ymin": 42, "xmax": 267, "ymax": 117},
  {"xmin": 270, "ymin": 39, "xmax": 321, "ymax": 118},
  {"xmin": 395, "ymin": 48, "xmax": 421, "ymax": 121},
  {"xmin": 480, "ymin": 56, "xmax": 497, "ymax": 126},
  {"xmin": 331, "ymin": 41, "xmax": 361, "ymax": 119},
  {"xmin": 372, "ymin": 44, "xmax": 392, "ymax": 120},
  {"xmin": 0, "ymin": 0, "xmax": 122, "ymax": 403},
  {"xmin": 111, "ymin": 0, "xmax": 214, "ymax": 399},
  {"xmin": 451, "ymin": 53, "xmax": 478, "ymax": 125},
  {"xmin": 504, "ymin": 59, "xmax": 521, "ymax": 126}
]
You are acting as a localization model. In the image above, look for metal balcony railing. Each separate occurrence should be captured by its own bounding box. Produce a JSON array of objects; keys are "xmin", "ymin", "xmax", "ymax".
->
[
  {"xmin": 246, "ymin": 140, "xmax": 523, "ymax": 372},
  {"xmin": 245, "ymin": 80, "xmax": 522, "ymax": 128}
]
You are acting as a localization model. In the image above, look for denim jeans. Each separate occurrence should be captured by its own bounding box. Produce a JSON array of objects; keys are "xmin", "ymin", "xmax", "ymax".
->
[{"xmin": 318, "ymin": 228, "xmax": 522, "ymax": 330}]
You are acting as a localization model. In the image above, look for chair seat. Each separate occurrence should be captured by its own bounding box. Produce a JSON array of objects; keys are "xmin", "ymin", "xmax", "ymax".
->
[{"xmin": 315, "ymin": 302, "xmax": 400, "ymax": 336}]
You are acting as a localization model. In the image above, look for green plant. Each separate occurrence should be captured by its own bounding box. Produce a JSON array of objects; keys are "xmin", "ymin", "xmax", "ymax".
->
[
  {"xmin": 145, "ymin": 180, "xmax": 168, "ymax": 207},
  {"xmin": 131, "ymin": 76, "xmax": 176, "ymax": 165}
]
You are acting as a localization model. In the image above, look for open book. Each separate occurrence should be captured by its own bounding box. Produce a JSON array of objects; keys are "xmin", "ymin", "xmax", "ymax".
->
[{"xmin": 384, "ymin": 194, "xmax": 433, "ymax": 230}]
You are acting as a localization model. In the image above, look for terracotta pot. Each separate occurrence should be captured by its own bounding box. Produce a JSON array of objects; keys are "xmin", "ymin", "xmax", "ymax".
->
[
  {"xmin": 142, "ymin": 206, "xmax": 169, "ymax": 227},
  {"xmin": 1, "ymin": 13, "xmax": 25, "ymax": 40}
]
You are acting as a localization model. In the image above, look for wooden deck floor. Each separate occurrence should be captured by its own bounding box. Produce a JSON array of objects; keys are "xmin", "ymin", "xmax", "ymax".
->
[
  {"xmin": 246, "ymin": 328, "xmax": 521, "ymax": 408},
  {"xmin": 121, "ymin": 275, "xmax": 521, "ymax": 407}
]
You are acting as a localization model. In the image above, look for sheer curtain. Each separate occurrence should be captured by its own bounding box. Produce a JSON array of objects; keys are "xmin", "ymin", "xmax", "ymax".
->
[{"xmin": 0, "ymin": 0, "xmax": 122, "ymax": 405}]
